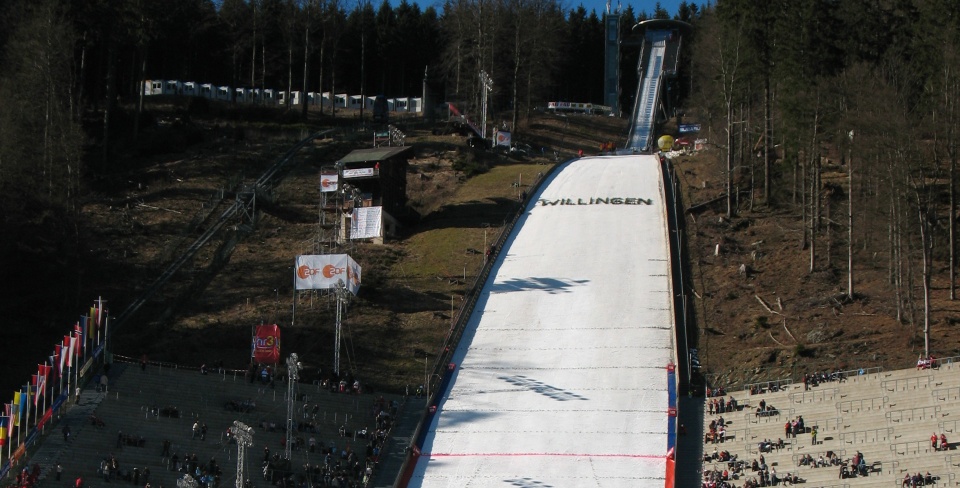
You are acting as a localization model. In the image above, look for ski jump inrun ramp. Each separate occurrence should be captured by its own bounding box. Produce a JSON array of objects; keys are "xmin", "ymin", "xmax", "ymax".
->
[{"xmin": 407, "ymin": 155, "xmax": 678, "ymax": 487}]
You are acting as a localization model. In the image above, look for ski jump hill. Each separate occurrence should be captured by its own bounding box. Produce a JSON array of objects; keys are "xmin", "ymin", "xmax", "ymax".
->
[
  {"xmin": 399, "ymin": 19, "xmax": 693, "ymax": 488},
  {"xmin": 403, "ymin": 155, "xmax": 681, "ymax": 487}
]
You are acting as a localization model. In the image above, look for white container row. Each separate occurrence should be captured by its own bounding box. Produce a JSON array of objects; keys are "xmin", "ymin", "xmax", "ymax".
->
[{"xmin": 143, "ymin": 80, "xmax": 422, "ymax": 112}]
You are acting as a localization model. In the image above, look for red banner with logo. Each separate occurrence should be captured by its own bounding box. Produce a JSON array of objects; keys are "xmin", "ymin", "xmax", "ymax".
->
[
  {"xmin": 665, "ymin": 447, "xmax": 675, "ymax": 488},
  {"xmin": 253, "ymin": 325, "xmax": 281, "ymax": 364}
]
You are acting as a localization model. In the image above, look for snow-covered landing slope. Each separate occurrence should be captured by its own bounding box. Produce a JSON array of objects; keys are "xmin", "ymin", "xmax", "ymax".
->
[{"xmin": 410, "ymin": 155, "xmax": 676, "ymax": 488}]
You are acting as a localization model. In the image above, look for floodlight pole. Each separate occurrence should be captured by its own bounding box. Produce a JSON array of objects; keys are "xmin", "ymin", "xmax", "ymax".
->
[
  {"xmin": 231, "ymin": 421, "xmax": 254, "ymax": 488},
  {"xmin": 285, "ymin": 353, "xmax": 301, "ymax": 460},
  {"xmin": 479, "ymin": 71, "xmax": 493, "ymax": 140},
  {"xmin": 334, "ymin": 281, "xmax": 349, "ymax": 377}
]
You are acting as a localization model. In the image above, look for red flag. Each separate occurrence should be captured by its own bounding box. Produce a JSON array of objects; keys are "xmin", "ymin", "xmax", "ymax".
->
[
  {"xmin": 36, "ymin": 365, "xmax": 47, "ymax": 403},
  {"xmin": 53, "ymin": 346, "xmax": 60, "ymax": 377}
]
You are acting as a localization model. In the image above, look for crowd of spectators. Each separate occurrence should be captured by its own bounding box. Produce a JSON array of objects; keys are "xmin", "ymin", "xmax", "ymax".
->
[
  {"xmin": 702, "ymin": 451, "xmax": 805, "ymax": 487},
  {"xmin": 705, "ymin": 417, "xmax": 727, "ymax": 444},
  {"xmin": 755, "ymin": 399, "xmax": 778, "ymax": 418},
  {"xmin": 253, "ymin": 395, "xmax": 398, "ymax": 487},
  {"xmin": 903, "ymin": 472, "xmax": 939, "ymax": 487},
  {"xmin": 801, "ymin": 370, "xmax": 847, "ymax": 390},
  {"xmin": 797, "ymin": 452, "xmax": 842, "ymax": 468},
  {"xmin": 708, "ymin": 396, "xmax": 739, "ymax": 415}
]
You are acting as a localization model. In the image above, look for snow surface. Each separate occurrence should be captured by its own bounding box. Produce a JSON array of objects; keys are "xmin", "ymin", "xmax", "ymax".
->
[{"xmin": 409, "ymin": 155, "xmax": 675, "ymax": 488}]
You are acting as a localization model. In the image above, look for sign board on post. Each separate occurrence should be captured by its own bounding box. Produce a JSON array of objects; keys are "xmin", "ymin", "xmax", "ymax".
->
[
  {"xmin": 495, "ymin": 130, "xmax": 511, "ymax": 147},
  {"xmin": 320, "ymin": 171, "xmax": 339, "ymax": 192},
  {"xmin": 294, "ymin": 254, "xmax": 362, "ymax": 295}
]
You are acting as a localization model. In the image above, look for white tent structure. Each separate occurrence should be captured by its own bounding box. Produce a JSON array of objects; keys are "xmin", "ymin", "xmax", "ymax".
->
[{"xmin": 409, "ymin": 155, "xmax": 676, "ymax": 487}]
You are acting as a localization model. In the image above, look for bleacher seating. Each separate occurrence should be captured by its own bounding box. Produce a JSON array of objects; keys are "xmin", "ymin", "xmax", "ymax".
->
[{"xmin": 697, "ymin": 365, "xmax": 960, "ymax": 487}]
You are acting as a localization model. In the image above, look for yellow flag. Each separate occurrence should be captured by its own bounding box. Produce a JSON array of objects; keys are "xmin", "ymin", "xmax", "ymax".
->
[{"xmin": 12, "ymin": 392, "xmax": 20, "ymax": 426}]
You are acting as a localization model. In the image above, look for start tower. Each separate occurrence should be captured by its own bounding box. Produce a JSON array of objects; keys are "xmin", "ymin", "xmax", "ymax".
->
[{"xmin": 625, "ymin": 19, "xmax": 691, "ymax": 153}]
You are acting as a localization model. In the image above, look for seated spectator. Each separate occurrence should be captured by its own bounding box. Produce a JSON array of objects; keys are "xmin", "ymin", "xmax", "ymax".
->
[{"xmin": 940, "ymin": 433, "xmax": 948, "ymax": 451}]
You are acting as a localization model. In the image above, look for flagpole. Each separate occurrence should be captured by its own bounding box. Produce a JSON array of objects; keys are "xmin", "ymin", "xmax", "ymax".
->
[
  {"xmin": 5, "ymin": 405, "xmax": 10, "ymax": 466},
  {"xmin": 57, "ymin": 343, "xmax": 64, "ymax": 403},
  {"xmin": 104, "ymin": 312, "xmax": 110, "ymax": 358},
  {"xmin": 23, "ymin": 386, "xmax": 31, "ymax": 444},
  {"xmin": 82, "ymin": 316, "xmax": 88, "ymax": 365},
  {"xmin": 74, "ymin": 353, "xmax": 79, "ymax": 403},
  {"xmin": 292, "ymin": 267, "xmax": 297, "ymax": 327},
  {"xmin": 42, "ymin": 365, "xmax": 48, "ymax": 433}
]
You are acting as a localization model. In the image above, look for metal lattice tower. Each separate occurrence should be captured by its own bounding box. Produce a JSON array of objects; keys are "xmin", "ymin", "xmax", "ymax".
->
[
  {"xmin": 230, "ymin": 421, "xmax": 254, "ymax": 488},
  {"xmin": 285, "ymin": 353, "xmax": 301, "ymax": 460}
]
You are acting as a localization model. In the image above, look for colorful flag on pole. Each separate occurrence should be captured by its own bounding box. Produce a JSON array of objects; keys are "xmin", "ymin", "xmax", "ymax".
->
[
  {"xmin": 13, "ymin": 390, "xmax": 23, "ymax": 427},
  {"xmin": 3, "ymin": 403, "xmax": 10, "ymax": 439},
  {"xmin": 18, "ymin": 387, "xmax": 27, "ymax": 425},
  {"xmin": 73, "ymin": 332, "xmax": 81, "ymax": 362},
  {"xmin": 74, "ymin": 322, "xmax": 84, "ymax": 356},
  {"xmin": 66, "ymin": 335, "xmax": 75, "ymax": 368},
  {"xmin": 31, "ymin": 376, "xmax": 39, "ymax": 407},
  {"xmin": 57, "ymin": 342, "xmax": 65, "ymax": 374},
  {"xmin": 0, "ymin": 415, "xmax": 7, "ymax": 446},
  {"xmin": 35, "ymin": 367, "xmax": 46, "ymax": 405},
  {"xmin": 81, "ymin": 315, "xmax": 92, "ymax": 347}
]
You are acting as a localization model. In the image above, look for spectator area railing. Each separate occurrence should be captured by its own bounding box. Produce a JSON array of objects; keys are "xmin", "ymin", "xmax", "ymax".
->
[
  {"xmin": 885, "ymin": 405, "xmax": 941, "ymax": 424},
  {"xmin": 722, "ymin": 427, "xmax": 747, "ymax": 443},
  {"xmin": 881, "ymin": 374, "xmax": 934, "ymax": 392},
  {"xmin": 933, "ymin": 387, "xmax": 960, "ymax": 402},
  {"xmin": 746, "ymin": 407, "xmax": 794, "ymax": 424},
  {"xmin": 791, "ymin": 388, "xmax": 839, "ymax": 404},
  {"xmin": 890, "ymin": 440, "xmax": 935, "ymax": 456},
  {"xmin": 940, "ymin": 419, "xmax": 960, "ymax": 434},
  {"xmin": 746, "ymin": 436, "xmax": 796, "ymax": 455},
  {"xmin": 839, "ymin": 427, "xmax": 893, "ymax": 445},
  {"xmin": 810, "ymin": 416, "xmax": 844, "ymax": 433},
  {"xmin": 706, "ymin": 366, "xmax": 883, "ymax": 395},
  {"xmin": 932, "ymin": 355, "xmax": 960, "ymax": 369},
  {"xmin": 744, "ymin": 378, "xmax": 794, "ymax": 395},
  {"xmin": 837, "ymin": 396, "xmax": 889, "ymax": 414},
  {"xmin": 836, "ymin": 366, "xmax": 883, "ymax": 381}
]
